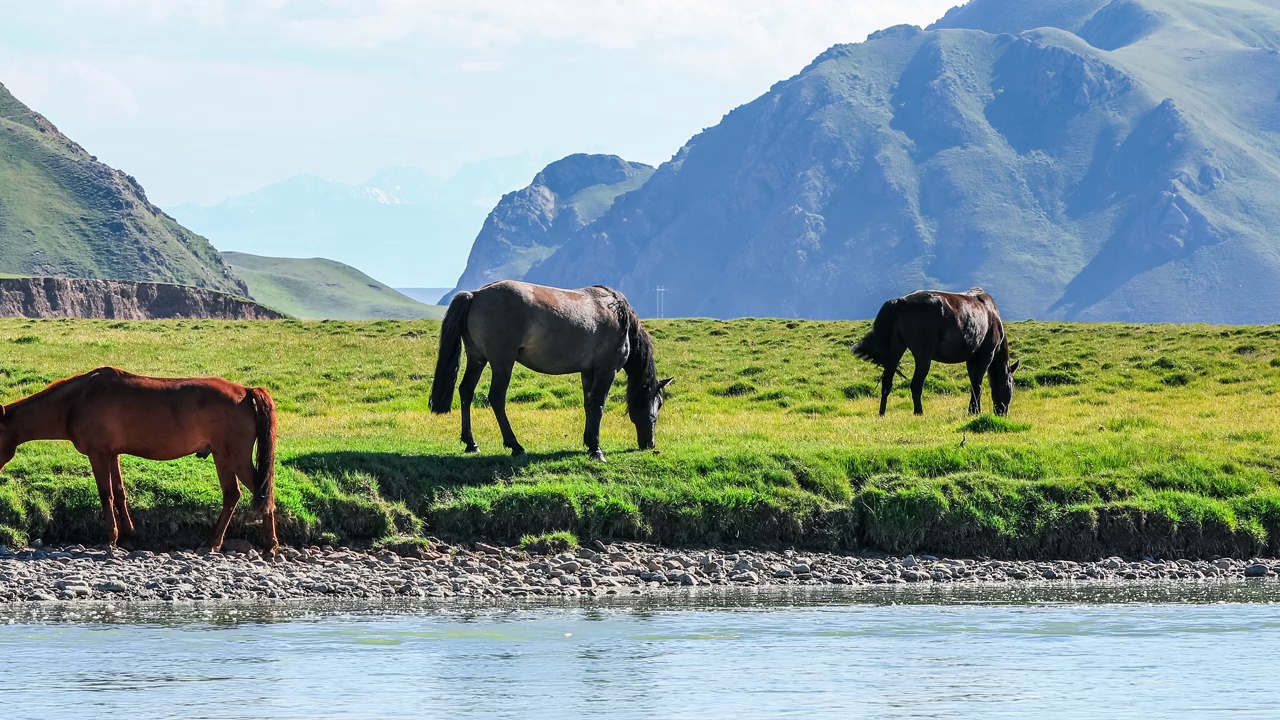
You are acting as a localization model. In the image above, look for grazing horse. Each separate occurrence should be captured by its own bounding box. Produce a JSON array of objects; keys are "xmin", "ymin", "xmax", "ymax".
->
[
  {"xmin": 851, "ymin": 288, "xmax": 1019, "ymax": 416},
  {"xmin": 430, "ymin": 280, "xmax": 673, "ymax": 461},
  {"xmin": 0, "ymin": 367, "xmax": 277, "ymax": 551}
]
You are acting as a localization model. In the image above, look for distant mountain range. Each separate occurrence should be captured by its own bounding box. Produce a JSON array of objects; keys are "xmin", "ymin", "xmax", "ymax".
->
[
  {"xmin": 457, "ymin": 0, "xmax": 1280, "ymax": 323},
  {"xmin": 168, "ymin": 155, "xmax": 552, "ymax": 289},
  {"xmin": 0, "ymin": 82, "xmax": 244, "ymax": 296}
]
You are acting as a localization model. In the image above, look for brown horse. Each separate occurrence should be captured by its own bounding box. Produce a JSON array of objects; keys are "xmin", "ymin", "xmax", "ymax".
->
[
  {"xmin": 0, "ymin": 367, "xmax": 277, "ymax": 551},
  {"xmin": 430, "ymin": 280, "xmax": 673, "ymax": 461},
  {"xmin": 852, "ymin": 288, "xmax": 1019, "ymax": 416}
]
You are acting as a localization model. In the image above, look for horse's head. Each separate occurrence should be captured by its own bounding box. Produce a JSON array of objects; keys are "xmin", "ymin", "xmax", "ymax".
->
[
  {"xmin": 0, "ymin": 405, "xmax": 12, "ymax": 472},
  {"xmin": 993, "ymin": 360, "xmax": 1020, "ymax": 416},
  {"xmin": 630, "ymin": 377, "xmax": 674, "ymax": 450}
]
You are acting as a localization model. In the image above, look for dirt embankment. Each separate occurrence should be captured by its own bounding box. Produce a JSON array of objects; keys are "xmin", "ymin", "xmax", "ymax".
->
[{"xmin": 0, "ymin": 277, "xmax": 286, "ymax": 320}]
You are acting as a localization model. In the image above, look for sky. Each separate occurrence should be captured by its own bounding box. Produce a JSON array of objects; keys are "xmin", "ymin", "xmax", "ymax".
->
[{"xmin": 0, "ymin": 0, "xmax": 959, "ymax": 208}]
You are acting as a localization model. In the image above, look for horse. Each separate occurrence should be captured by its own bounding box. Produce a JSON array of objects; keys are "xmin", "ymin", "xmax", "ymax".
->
[
  {"xmin": 0, "ymin": 367, "xmax": 278, "ymax": 551},
  {"xmin": 429, "ymin": 280, "xmax": 673, "ymax": 462},
  {"xmin": 851, "ymin": 288, "xmax": 1019, "ymax": 417}
]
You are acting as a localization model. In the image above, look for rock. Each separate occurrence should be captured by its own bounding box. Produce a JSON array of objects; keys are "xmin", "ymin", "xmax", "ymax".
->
[
  {"xmin": 730, "ymin": 571, "xmax": 759, "ymax": 583},
  {"xmin": 1245, "ymin": 564, "xmax": 1269, "ymax": 578},
  {"xmin": 558, "ymin": 561, "xmax": 582, "ymax": 573},
  {"xmin": 676, "ymin": 573, "xmax": 696, "ymax": 586}
]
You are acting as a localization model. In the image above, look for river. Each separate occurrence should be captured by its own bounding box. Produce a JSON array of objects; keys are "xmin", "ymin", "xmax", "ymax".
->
[{"xmin": 2, "ymin": 583, "xmax": 1278, "ymax": 718}]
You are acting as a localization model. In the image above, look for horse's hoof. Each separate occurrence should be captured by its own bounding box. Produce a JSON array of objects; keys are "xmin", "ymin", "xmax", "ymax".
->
[
  {"xmin": 510, "ymin": 447, "xmax": 526, "ymax": 457},
  {"xmin": 589, "ymin": 450, "xmax": 606, "ymax": 463},
  {"xmin": 464, "ymin": 444, "xmax": 479, "ymax": 454}
]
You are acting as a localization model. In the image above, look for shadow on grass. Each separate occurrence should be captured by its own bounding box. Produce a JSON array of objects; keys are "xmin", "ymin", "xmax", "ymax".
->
[{"xmin": 285, "ymin": 449, "xmax": 583, "ymax": 512}]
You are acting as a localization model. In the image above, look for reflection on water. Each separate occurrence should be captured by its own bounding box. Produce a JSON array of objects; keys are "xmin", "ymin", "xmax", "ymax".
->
[{"xmin": 1, "ymin": 582, "xmax": 1278, "ymax": 719}]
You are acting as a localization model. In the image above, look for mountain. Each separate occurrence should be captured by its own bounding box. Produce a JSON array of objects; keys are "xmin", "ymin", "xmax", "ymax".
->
[
  {"xmin": 447, "ymin": 154, "xmax": 655, "ymax": 300},
  {"xmin": 168, "ymin": 155, "xmax": 551, "ymax": 289},
  {"xmin": 221, "ymin": 252, "xmax": 444, "ymax": 321},
  {"xmin": 0, "ymin": 83, "xmax": 245, "ymax": 295},
  {"xmin": 488, "ymin": 0, "xmax": 1280, "ymax": 323}
]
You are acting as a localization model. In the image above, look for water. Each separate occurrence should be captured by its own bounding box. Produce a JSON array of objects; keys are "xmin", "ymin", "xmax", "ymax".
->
[{"xmin": 3, "ymin": 583, "xmax": 1279, "ymax": 719}]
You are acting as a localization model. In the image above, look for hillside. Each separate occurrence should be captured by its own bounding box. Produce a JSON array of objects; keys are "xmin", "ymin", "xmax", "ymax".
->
[
  {"xmin": 222, "ymin": 252, "xmax": 444, "ymax": 320},
  {"xmin": 446, "ymin": 154, "xmax": 654, "ymax": 300},
  {"xmin": 482, "ymin": 0, "xmax": 1280, "ymax": 322},
  {"xmin": 0, "ymin": 83, "xmax": 245, "ymax": 296},
  {"xmin": 0, "ymin": 277, "xmax": 284, "ymax": 320},
  {"xmin": 168, "ymin": 157, "xmax": 549, "ymax": 288},
  {"xmin": 1, "ymin": 317, "xmax": 1279, "ymax": 560}
]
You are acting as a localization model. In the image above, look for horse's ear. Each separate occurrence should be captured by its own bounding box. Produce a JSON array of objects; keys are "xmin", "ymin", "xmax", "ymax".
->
[
  {"xmin": 659, "ymin": 377, "xmax": 675, "ymax": 390},
  {"xmin": 1009, "ymin": 360, "xmax": 1021, "ymax": 375}
]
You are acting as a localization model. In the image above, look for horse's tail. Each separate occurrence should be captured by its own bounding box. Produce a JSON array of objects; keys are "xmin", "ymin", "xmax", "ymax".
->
[
  {"xmin": 430, "ymin": 291, "xmax": 473, "ymax": 414},
  {"xmin": 248, "ymin": 387, "xmax": 276, "ymax": 515},
  {"xmin": 851, "ymin": 298, "xmax": 901, "ymax": 367}
]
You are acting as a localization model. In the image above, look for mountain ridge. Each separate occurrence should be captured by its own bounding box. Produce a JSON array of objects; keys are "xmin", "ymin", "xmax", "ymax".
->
[
  {"xmin": 466, "ymin": 0, "xmax": 1280, "ymax": 322},
  {"xmin": 0, "ymin": 82, "xmax": 245, "ymax": 296}
]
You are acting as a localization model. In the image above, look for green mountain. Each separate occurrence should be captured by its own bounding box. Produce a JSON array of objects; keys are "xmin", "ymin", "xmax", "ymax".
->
[
  {"xmin": 447, "ymin": 154, "xmax": 654, "ymax": 300},
  {"xmin": 0, "ymin": 83, "xmax": 245, "ymax": 296},
  {"xmin": 503, "ymin": 0, "xmax": 1280, "ymax": 322},
  {"xmin": 222, "ymin": 252, "xmax": 444, "ymax": 320}
]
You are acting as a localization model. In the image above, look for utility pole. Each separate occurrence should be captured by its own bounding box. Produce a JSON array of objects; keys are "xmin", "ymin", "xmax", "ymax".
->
[{"xmin": 655, "ymin": 286, "xmax": 666, "ymax": 319}]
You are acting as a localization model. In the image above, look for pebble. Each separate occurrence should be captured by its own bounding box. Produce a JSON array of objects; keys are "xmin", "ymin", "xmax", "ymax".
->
[{"xmin": 0, "ymin": 543, "xmax": 1275, "ymax": 604}]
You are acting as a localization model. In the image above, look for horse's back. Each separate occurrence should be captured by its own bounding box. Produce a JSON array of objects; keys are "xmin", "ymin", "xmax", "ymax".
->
[
  {"xmin": 69, "ymin": 369, "xmax": 256, "ymax": 456},
  {"xmin": 467, "ymin": 280, "xmax": 626, "ymax": 373},
  {"xmin": 894, "ymin": 289, "xmax": 1004, "ymax": 362}
]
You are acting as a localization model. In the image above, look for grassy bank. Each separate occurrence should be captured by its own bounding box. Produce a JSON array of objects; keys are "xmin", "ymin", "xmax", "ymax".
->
[{"xmin": 1, "ymin": 317, "xmax": 1279, "ymax": 559}]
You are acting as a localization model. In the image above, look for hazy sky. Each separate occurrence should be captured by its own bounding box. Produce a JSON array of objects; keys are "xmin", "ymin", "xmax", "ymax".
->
[{"xmin": 0, "ymin": 1, "xmax": 959, "ymax": 207}]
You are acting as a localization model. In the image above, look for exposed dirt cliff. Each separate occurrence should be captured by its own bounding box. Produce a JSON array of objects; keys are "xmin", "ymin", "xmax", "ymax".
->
[{"xmin": 0, "ymin": 278, "xmax": 286, "ymax": 320}]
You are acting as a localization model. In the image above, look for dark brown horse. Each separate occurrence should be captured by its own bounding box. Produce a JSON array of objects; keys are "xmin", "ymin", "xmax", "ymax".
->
[
  {"xmin": 852, "ymin": 288, "xmax": 1019, "ymax": 416},
  {"xmin": 0, "ymin": 367, "xmax": 277, "ymax": 550},
  {"xmin": 430, "ymin": 280, "xmax": 673, "ymax": 461}
]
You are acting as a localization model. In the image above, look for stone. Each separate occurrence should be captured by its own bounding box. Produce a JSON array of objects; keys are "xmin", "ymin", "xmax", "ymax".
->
[{"xmin": 1245, "ymin": 564, "xmax": 1269, "ymax": 578}]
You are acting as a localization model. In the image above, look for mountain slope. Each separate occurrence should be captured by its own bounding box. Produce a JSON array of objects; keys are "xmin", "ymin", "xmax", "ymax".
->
[
  {"xmin": 0, "ymin": 83, "xmax": 245, "ymax": 295},
  {"xmin": 221, "ymin": 252, "xmax": 444, "ymax": 321},
  {"xmin": 447, "ymin": 154, "xmax": 654, "ymax": 299},
  {"xmin": 510, "ymin": 0, "xmax": 1280, "ymax": 322},
  {"xmin": 169, "ymin": 156, "xmax": 550, "ymax": 288}
]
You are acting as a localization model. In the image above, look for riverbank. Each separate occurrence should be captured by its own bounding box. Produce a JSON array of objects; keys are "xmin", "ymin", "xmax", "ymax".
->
[{"xmin": 2, "ymin": 541, "xmax": 1277, "ymax": 603}]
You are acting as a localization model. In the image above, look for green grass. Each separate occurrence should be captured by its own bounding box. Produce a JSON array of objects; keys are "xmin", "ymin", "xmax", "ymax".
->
[
  {"xmin": 222, "ymin": 252, "xmax": 445, "ymax": 321},
  {"xmin": 1, "ymin": 318, "xmax": 1280, "ymax": 559}
]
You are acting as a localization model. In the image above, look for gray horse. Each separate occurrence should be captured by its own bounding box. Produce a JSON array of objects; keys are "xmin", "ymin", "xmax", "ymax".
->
[{"xmin": 429, "ymin": 280, "xmax": 673, "ymax": 461}]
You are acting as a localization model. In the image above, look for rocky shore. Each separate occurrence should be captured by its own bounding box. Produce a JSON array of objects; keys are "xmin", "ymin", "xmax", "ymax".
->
[{"xmin": 1, "ymin": 541, "xmax": 1278, "ymax": 603}]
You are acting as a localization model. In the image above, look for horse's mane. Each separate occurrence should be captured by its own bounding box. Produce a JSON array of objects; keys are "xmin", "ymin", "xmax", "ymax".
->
[{"xmin": 598, "ymin": 287, "xmax": 658, "ymax": 416}]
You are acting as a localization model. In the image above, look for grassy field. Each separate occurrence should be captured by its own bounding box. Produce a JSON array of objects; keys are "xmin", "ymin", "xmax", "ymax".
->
[
  {"xmin": 1, "ymin": 317, "xmax": 1279, "ymax": 559},
  {"xmin": 222, "ymin": 252, "xmax": 445, "ymax": 321}
]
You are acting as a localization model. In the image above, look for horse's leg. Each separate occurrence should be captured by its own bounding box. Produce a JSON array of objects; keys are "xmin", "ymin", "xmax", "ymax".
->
[
  {"xmin": 583, "ymin": 369, "xmax": 616, "ymax": 462},
  {"xmin": 488, "ymin": 361, "xmax": 525, "ymax": 456},
  {"xmin": 88, "ymin": 454, "xmax": 119, "ymax": 547},
  {"xmin": 966, "ymin": 359, "xmax": 986, "ymax": 415},
  {"xmin": 109, "ymin": 455, "xmax": 135, "ymax": 538},
  {"xmin": 909, "ymin": 351, "xmax": 932, "ymax": 416},
  {"xmin": 232, "ymin": 453, "xmax": 278, "ymax": 553},
  {"xmin": 458, "ymin": 358, "xmax": 487, "ymax": 453},
  {"xmin": 879, "ymin": 364, "xmax": 896, "ymax": 416},
  {"xmin": 208, "ymin": 455, "xmax": 242, "ymax": 552}
]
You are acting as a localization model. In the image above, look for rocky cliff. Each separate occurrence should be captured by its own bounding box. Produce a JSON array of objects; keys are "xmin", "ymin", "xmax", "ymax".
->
[
  {"xmin": 486, "ymin": 0, "xmax": 1280, "ymax": 323},
  {"xmin": 0, "ymin": 278, "xmax": 286, "ymax": 320},
  {"xmin": 446, "ymin": 154, "xmax": 654, "ymax": 300}
]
